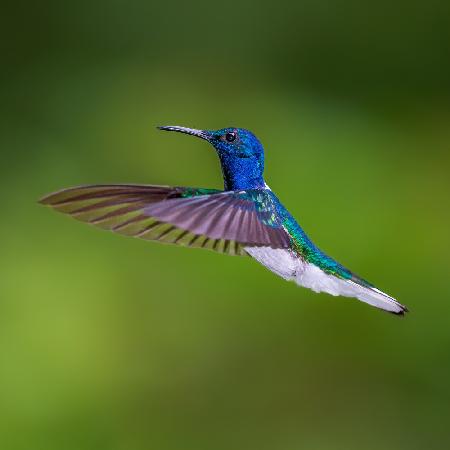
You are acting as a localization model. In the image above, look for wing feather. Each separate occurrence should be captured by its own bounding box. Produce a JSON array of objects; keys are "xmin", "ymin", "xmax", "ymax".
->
[{"xmin": 40, "ymin": 184, "xmax": 291, "ymax": 254}]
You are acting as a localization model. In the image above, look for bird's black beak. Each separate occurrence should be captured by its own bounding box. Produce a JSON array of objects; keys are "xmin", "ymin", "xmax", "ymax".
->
[{"xmin": 157, "ymin": 126, "xmax": 211, "ymax": 141}]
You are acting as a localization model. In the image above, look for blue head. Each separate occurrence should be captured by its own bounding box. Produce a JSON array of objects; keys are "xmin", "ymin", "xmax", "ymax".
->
[{"xmin": 158, "ymin": 126, "xmax": 265, "ymax": 190}]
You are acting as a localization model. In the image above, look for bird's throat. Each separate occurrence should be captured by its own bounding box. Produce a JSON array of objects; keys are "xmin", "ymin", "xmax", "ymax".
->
[{"xmin": 218, "ymin": 154, "xmax": 265, "ymax": 190}]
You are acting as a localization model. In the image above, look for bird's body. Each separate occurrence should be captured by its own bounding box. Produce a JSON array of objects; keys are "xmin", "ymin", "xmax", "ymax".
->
[{"xmin": 40, "ymin": 126, "xmax": 407, "ymax": 315}]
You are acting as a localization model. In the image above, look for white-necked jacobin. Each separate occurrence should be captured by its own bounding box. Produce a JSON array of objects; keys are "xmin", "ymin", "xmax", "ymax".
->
[{"xmin": 40, "ymin": 126, "xmax": 407, "ymax": 315}]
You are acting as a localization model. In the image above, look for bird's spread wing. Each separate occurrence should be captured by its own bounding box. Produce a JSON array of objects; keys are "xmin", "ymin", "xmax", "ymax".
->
[{"xmin": 39, "ymin": 184, "xmax": 291, "ymax": 255}]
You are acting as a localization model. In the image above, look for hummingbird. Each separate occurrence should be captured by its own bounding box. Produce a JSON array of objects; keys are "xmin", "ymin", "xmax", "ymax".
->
[{"xmin": 40, "ymin": 126, "xmax": 407, "ymax": 315}]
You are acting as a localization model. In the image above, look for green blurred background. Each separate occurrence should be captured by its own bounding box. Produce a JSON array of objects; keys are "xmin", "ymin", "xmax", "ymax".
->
[{"xmin": 2, "ymin": 1, "xmax": 450, "ymax": 449}]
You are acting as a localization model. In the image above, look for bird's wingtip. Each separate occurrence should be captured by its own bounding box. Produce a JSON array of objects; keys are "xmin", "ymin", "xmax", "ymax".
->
[{"xmin": 38, "ymin": 194, "xmax": 51, "ymax": 205}]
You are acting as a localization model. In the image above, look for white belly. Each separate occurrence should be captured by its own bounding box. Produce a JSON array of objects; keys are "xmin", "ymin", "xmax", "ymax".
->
[{"xmin": 244, "ymin": 246, "xmax": 301, "ymax": 280}]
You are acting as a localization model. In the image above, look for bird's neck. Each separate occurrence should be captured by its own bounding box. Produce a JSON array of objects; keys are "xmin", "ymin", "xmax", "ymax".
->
[{"xmin": 218, "ymin": 154, "xmax": 265, "ymax": 190}]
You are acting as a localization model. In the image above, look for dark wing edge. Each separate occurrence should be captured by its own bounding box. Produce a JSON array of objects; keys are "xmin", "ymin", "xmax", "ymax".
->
[{"xmin": 39, "ymin": 184, "xmax": 291, "ymax": 256}]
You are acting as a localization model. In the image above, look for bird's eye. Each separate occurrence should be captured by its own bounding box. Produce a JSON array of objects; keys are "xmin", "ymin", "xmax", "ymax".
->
[{"xmin": 225, "ymin": 132, "xmax": 236, "ymax": 142}]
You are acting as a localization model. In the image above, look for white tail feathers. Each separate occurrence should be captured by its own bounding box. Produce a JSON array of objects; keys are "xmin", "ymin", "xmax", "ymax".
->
[
  {"xmin": 296, "ymin": 262, "xmax": 407, "ymax": 314},
  {"xmin": 245, "ymin": 246, "xmax": 407, "ymax": 315}
]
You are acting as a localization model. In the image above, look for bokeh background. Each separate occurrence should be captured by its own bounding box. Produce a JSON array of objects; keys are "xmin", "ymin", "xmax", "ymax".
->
[{"xmin": 2, "ymin": 1, "xmax": 450, "ymax": 449}]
